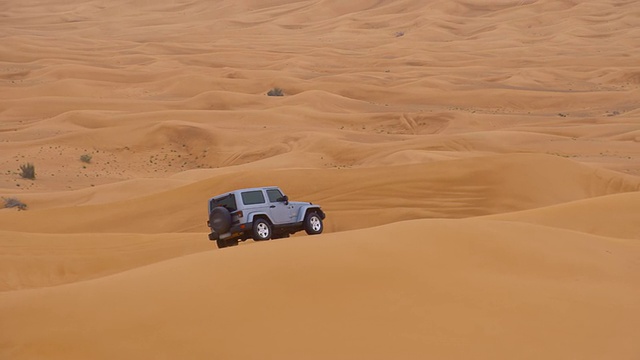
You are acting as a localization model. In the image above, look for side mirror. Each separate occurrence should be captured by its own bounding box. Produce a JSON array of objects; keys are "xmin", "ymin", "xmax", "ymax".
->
[{"xmin": 279, "ymin": 195, "xmax": 289, "ymax": 205}]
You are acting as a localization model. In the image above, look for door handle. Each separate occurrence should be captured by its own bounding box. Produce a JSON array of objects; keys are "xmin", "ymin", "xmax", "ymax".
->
[{"xmin": 270, "ymin": 205, "xmax": 276, "ymax": 208}]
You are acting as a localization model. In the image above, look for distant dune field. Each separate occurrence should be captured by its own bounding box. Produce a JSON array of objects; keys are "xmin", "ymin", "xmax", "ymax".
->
[{"xmin": 1, "ymin": 0, "xmax": 639, "ymax": 359}]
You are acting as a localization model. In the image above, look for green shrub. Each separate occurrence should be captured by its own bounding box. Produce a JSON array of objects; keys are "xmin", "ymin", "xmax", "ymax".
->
[
  {"xmin": 267, "ymin": 87, "xmax": 284, "ymax": 96},
  {"xmin": 2, "ymin": 197, "xmax": 27, "ymax": 210},
  {"xmin": 19, "ymin": 163, "xmax": 35, "ymax": 179}
]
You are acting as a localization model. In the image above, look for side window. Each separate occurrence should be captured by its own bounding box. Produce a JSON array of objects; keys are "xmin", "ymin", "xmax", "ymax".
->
[
  {"xmin": 266, "ymin": 189, "xmax": 284, "ymax": 203},
  {"xmin": 241, "ymin": 190, "xmax": 266, "ymax": 205}
]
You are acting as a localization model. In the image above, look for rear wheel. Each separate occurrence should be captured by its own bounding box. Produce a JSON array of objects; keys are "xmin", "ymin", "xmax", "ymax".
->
[
  {"xmin": 252, "ymin": 218, "xmax": 272, "ymax": 241},
  {"xmin": 304, "ymin": 212, "xmax": 323, "ymax": 235}
]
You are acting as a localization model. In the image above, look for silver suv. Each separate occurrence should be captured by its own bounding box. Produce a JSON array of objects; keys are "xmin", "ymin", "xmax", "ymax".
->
[{"xmin": 207, "ymin": 186, "xmax": 325, "ymax": 248}]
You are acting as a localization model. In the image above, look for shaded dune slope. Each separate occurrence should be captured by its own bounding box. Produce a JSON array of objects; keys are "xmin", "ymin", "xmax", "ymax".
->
[
  {"xmin": 487, "ymin": 191, "xmax": 640, "ymax": 240},
  {"xmin": 0, "ymin": 232, "xmax": 209, "ymax": 291}
]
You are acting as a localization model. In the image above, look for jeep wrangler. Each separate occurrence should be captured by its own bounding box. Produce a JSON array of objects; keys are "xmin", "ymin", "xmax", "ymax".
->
[{"xmin": 207, "ymin": 186, "xmax": 325, "ymax": 248}]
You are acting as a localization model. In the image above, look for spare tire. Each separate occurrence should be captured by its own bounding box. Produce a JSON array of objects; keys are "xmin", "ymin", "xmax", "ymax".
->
[{"xmin": 209, "ymin": 207, "xmax": 232, "ymax": 234}]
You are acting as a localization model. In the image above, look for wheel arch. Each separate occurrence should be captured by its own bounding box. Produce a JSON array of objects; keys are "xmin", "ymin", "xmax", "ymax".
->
[
  {"xmin": 247, "ymin": 212, "xmax": 273, "ymax": 225},
  {"xmin": 298, "ymin": 206, "xmax": 324, "ymax": 222}
]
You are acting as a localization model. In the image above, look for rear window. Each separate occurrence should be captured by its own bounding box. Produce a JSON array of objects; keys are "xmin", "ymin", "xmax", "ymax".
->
[
  {"xmin": 241, "ymin": 190, "xmax": 266, "ymax": 205},
  {"xmin": 209, "ymin": 194, "xmax": 237, "ymax": 213}
]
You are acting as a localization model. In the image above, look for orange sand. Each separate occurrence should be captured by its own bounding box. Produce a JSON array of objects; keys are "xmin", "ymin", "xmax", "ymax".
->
[{"xmin": 1, "ymin": 0, "xmax": 639, "ymax": 358}]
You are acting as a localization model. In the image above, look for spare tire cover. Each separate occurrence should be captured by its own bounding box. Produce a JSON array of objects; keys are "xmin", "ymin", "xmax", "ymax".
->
[{"xmin": 209, "ymin": 207, "xmax": 232, "ymax": 234}]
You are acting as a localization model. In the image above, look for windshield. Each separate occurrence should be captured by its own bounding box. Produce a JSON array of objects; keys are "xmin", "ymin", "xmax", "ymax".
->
[{"xmin": 209, "ymin": 194, "xmax": 237, "ymax": 213}]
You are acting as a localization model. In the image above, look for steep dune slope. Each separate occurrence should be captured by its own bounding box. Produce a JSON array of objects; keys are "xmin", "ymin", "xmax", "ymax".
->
[{"xmin": 1, "ymin": 219, "xmax": 639, "ymax": 360}]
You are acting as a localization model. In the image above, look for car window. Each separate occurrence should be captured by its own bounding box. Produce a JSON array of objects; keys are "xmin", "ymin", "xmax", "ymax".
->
[
  {"xmin": 266, "ymin": 189, "xmax": 284, "ymax": 202},
  {"xmin": 241, "ymin": 190, "xmax": 266, "ymax": 205},
  {"xmin": 210, "ymin": 194, "xmax": 237, "ymax": 212}
]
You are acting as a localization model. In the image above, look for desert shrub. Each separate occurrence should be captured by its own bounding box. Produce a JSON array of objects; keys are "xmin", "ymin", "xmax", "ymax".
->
[
  {"xmin": 19, "ymin": 163, "xmax": 35, "ymax": 179},
  {"xmin": 80, "ymin": 154, "xmax": 92, "ymax": 163},
  {"xmin": 2, "ymin": 197, "xmax": 27, "ymax": 210},
  {"xmin": 267, "ymin": 87, "xmax": 284, "ymax": 96}
]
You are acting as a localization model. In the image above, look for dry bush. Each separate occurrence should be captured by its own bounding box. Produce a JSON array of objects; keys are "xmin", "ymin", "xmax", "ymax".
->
[
  {"xmin": 80, "ymin": 154, "xmax": 92, "ymax": 163},
  {"xmin": 19, "ymin": 163, "xmax": 35, "ymax": 179},
  {"xmin": 2, "ymin": 197, "xmax": 27, "ymax": 210},
  {"xmin": 267, "ymin": 87, "xmax": 284, "ymax": 96}
]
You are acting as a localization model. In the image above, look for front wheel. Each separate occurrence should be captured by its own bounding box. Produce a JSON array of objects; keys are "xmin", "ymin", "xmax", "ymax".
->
[
  {"xmin": 304, "ymin": 212, "xmax": 323, "ymax": 235},
  {"xmin": 252, "ymin": 218, "xmax": 272, "ymax": 241}
]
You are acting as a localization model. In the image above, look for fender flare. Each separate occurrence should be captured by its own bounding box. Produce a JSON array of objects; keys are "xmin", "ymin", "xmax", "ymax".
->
[
  {"xmin": 246, "ymin": 212, "xmax": 272, "ymax": 224},
  {"xmin": 296, "ymin": 206, "xmax": 325, "ymax": 223}
]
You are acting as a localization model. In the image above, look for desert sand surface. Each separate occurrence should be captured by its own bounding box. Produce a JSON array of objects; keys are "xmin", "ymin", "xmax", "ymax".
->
[{"xmin": 1, "ymin": 0, "xmax": 640, "ymax": 358}]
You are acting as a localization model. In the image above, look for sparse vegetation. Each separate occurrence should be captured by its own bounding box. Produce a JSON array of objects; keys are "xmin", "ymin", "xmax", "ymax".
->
[
  {"xmin": 2, "ymin": 197, "xmax": 27, "ymax": 210},
  {"xmin": 19, "ymin": 163, "xmax": 35, "ymax": 179},
  {"xmin": 267, "ymin": 87, "xmax": 284, "ymax": 96},
  {"xmin": 80, "ymin": 153, "xmax": 92, "ymax": 163}
]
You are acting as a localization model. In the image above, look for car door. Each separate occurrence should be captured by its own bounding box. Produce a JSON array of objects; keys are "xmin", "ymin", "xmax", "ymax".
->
[{"xmin": 266, "ymin": 188, "xmax": 294, "ymax": 224}]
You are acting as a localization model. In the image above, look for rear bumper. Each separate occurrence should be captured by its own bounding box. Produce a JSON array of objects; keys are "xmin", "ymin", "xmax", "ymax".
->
[{"xmin": 208, "ymin": 222, "xmax": 253, "ymax": 241}]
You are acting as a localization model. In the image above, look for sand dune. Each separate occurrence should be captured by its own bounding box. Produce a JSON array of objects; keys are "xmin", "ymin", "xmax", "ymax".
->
[
  {"xmin": 0, "ymin": 231, "xmax": 209, "ymax": 291},
  {"xmin": 1, "ymin": 0, "xmax": 640, "ymax": 358},
  {"xmin": 1, "ymin": 220, "xmax": 639, "ymax": 359},
  {"xmin": 1, "ymin": 154, "xmax": 639, "ymax": 234},
  {"xmin": 487, "ymin": 191, "xmax": 640, "ymax": 240}
]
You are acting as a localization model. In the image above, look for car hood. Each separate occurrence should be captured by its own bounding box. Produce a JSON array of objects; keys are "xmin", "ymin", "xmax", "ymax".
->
[{"xmin": 288, "ymin": 201, "xmax": 313, "ymax": 207}]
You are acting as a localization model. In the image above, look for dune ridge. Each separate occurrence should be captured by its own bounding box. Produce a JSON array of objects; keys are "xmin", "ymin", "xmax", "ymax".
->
[{"xmin": 1, "ymin": 154, "xmax": 639, "ymax": 235}]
